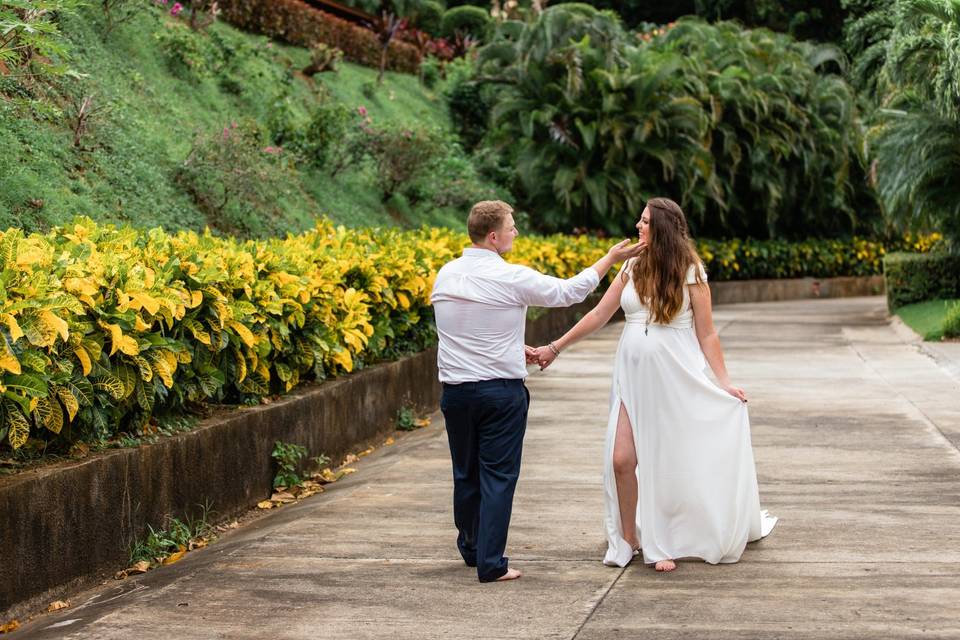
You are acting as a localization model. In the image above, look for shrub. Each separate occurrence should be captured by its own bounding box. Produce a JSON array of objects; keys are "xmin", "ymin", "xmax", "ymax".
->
[
  {"xmin": 413, "ymin": 0, "xmax": 445, "ymax": 35},
  {"xmin": 0, "ymin": 218, "xmax": 938, "ymax": 454},
  {"xmin": 302, "ymin": 42, "xmax": 343, "ymax": 76},
  {"xmin": 883, "ymin": 251, "xmax": 960, "ymax": 310},
  {"xmin": 446, "ymin": 78, "xmax": 489, "ymax": 151},
  {"xmin": 0, "ymin": 218, "xmax": 608, "ymax": 453},
  {"xmin": 407, "ymin": 145, "xmax": 508, "ymax": 209},
  {"xmin": 174, "ymin": 120, "xmax": 298, "ymax": 237},
  {"xmin": 441, "ymin": 5, "xmax": 491, "ymax": 40},
  {"xmin": 420, "ymin": 55, "xmax": 442, "ymax": 88},
  {"xmin": 154, "ymin": 21, "xmax": 224, "ymax": 81},
  {"xmin": 215, "ymin": 0, "xmax": 421, "ymax": 74},
  {"xmin": 360, "ymin": 124, "xmax": 447, "ymax": 200},
  {"xmin": 943, "ymin": 302, "xmax": 960, "ymax": 339}
]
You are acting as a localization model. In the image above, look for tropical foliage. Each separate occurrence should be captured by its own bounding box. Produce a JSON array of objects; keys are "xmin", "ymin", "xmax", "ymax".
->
[
  {"xmin": 0, "ymin": 216, "xmax": 936, "ymax": 453},
  {"xmin": 476, "ymin": 6, "xmax": 871, "ymax": 238},
  {"xmin": 0, "ymin": 218, "xmax": 609, "ymax": 452},
  {"xmin": 849, "ymin": 0, "xmax": 960, "ymax": 246}
]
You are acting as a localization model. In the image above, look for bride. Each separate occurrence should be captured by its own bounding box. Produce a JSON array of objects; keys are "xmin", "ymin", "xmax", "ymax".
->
[{"xmin": 532, "ymin": 197, "xmax": 777, "ymax": 572}]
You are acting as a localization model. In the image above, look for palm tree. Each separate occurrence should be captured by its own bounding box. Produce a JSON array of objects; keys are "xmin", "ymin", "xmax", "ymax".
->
[{"xmin": 863, "ymin": 0, "xmax": 960, "ymax": 245}]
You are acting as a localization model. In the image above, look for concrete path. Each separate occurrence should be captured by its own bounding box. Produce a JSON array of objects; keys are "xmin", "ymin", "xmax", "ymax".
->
[{"xmin": 16, "ymin": 297, "xmax": 960, "ymax": 639}]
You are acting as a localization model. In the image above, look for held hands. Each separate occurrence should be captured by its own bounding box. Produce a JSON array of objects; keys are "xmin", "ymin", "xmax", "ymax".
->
[{"xmin": 525, "ymin": 345, "xmax": 558, "ymax": 371}]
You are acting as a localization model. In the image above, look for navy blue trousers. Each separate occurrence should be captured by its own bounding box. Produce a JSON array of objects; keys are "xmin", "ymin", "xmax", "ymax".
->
[{"xmin": 441, "ymin": 378, "xmax": 530, "ymax": 582}]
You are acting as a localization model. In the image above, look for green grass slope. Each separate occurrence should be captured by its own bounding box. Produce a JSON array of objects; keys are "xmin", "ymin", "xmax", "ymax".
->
[{"xmin": 0, "ymin": 4, "xmax": 470, "ymax": 235}]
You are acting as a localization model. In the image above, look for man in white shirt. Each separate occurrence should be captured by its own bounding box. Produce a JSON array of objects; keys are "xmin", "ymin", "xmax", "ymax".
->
[{"xmin": 431, "ymin": 200, "xmax": 642, "ymax": 582}]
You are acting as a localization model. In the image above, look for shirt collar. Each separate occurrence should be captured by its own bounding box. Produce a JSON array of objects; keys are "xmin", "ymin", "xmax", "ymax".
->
[{"xmin": 462, "ymin": 247, "xmax": 504, "ymax": 260}]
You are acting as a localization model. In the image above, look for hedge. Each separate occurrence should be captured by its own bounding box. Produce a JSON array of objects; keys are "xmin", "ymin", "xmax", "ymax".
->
[
  {"xmin": 0, "ymin": 220, "xmax": 937, "ymax": 453},
  {"xmin": 0, "ymin": 220, "xmax": 607, "ymax": 452},
  {"xmin": 883, "ymin": 251, "xmax": 960, "ymax": 309},
  {"xmin": 216, "ymin": 0, "xmax": 421, "ymax": 74},
  {"xmin": 696, "ymin": 234, "xmax": 942, "ymax": 282}
]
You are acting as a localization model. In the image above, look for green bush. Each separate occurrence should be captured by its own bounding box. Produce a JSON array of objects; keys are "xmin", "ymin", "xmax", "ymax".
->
[
  {"xmin": 407, "ymin": 145, "xmax": 508, "ymax": 210},
  {"xmin": 413, "ymin": 0, "xmax": 445, "ymax": 35},
  {"xmin": 446, "ymin": 77, "xmax": 489, "ymax": 151},
  {"xmin": 478, "ymin": 11, "xmax": 870, "ymax": 237},
  {"xmin": 420, "ymin": 55, "xmax": 442, "ymax": 88},
  {"xmin": 883, "ymin": 252, "xmax": 960, "ymax": 310},
  {"xmin": 360, "ymin": 124, "xmax": 448, "ymax": 200},
  {"xmin": 174, "ymin": 120, "xmax": 300, "ymax": 237},
  {"xmin": 943, "ymin": 302, "xmax": 960, "ymax": 339},
  {"xmin": 441, "ymin": 6, "xmax": 491, "ymax": 40},
  {"xmin": 154, "ymin": 21, "xmax": 224, "ymax": 81}
]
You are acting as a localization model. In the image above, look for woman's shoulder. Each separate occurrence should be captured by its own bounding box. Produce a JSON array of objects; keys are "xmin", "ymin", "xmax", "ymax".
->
[{"xmin": 685, "ymin": 261, "xmax": 708, "ymax": 285}]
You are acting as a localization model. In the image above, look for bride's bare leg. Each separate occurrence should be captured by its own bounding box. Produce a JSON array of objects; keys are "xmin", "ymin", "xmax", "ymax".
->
[{"xmin": 613, "ymin": 403, "xmax": 639, "ymax": 550}]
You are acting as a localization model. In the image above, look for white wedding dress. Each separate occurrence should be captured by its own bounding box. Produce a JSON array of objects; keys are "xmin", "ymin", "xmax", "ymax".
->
[{"xmin": 602, "ymin": 263, "xmax": 778, "ymax": 567}]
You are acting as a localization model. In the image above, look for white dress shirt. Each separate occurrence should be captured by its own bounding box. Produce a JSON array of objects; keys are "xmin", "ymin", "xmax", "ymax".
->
[{"xmin": 431, "ymin": 247, "xmax": 601, "ymax": 384}]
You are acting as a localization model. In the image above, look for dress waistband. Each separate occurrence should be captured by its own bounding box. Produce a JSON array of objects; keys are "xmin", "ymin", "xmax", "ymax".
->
[{"xmin": 624, "ymin": 315, "xmax": 694, "ymax": 329}]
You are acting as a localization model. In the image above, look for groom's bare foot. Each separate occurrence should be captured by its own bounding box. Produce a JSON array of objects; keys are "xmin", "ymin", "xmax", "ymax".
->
[
  {"xmin": 654, "ymin": 560, "xmax": 676, "ymax": 572},
  {"xmin": 495, "ymin": 568, "xmax": 522, "ymax": 582}
]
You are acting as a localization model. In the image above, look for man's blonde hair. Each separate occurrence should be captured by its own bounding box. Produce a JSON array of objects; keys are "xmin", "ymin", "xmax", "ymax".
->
[{"xmin": 467, "ymin": 200, "xmax": 514, "ymax": 243}]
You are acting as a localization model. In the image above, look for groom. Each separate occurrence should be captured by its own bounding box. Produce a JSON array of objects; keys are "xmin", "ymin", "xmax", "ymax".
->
[{"xmin": 430, "ymin": 200, "xmax": 642, "ymax": 582}]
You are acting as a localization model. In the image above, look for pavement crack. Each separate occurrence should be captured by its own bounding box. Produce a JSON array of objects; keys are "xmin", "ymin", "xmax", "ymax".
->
[{"xmin": 569, "ymin": 566, "xmax": 626, "ymax": 640}]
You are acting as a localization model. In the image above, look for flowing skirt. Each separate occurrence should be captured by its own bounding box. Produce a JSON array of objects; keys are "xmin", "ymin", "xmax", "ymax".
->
[{"xmin": 602, "ymin": 322, "xmax": 777, "ymax": 567}]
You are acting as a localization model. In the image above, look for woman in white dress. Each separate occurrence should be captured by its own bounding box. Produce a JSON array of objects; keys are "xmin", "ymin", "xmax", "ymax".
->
[{"xmin": 533, "ymin": 198, "xmax": 777, "ymax": 572}]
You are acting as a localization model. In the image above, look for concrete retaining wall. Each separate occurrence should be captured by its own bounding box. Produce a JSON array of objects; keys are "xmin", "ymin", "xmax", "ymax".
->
[
  {"xmin": 0, "ymin": 301, "xmax": 594, "ymax": 618},
  {"xmin": 709, "ymin": 275, "xmax": 885, "ymax": 305}
]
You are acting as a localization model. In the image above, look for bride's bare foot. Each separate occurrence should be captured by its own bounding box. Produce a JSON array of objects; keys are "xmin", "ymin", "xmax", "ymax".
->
[
  {"xmin": 654, "ymin": 559, "xmax": 676, "ymax": 572},
  {"xmin": 625, "ymin": 538, "xmax": 640, "ymax": 554},
  {"xmin": 495, "ymin": 568, "xmax": 522, "ymax": 582}
]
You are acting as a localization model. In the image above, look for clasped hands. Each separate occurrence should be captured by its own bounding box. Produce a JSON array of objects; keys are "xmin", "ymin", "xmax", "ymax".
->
[{"xmin": 525, "ymin": 344, "xmax": 558, "ymax": 370}]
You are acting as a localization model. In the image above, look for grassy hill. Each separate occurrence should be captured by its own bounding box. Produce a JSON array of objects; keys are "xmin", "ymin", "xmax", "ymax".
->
[{"xmin": 0, "ymin": 4, "xmax": 489, "ymax": 236}]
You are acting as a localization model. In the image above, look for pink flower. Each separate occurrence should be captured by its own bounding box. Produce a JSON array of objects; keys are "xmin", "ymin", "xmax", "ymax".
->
[
  {"xmin": 263, "ymin": 146, "xmax": 282, "ymax": 154},
  {"xmin": 231, "ymin": 121, "xmax": 238, "ymax": 128},
  {"xmin": 357, "ymin": 106, "xmax": 368, "ymax": 117},
  {"xmin": 222, "ymin": 127, "xmax": 230, "ymax": 139},
  {"xmin": 170, "ymin": 2, "xmax": 183, "ymax": 15}
]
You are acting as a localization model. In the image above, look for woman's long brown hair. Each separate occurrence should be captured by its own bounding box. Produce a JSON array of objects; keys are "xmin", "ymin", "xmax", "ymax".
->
[{"xmin": 626, "ymin": 197, "xmax": 704, "ymax": 324}]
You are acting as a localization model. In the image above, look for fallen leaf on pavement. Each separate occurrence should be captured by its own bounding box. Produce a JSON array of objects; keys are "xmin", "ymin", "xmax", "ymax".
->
[
  {"xmin": 129, "ymin": 560, "xmax": 150, "ymax": 574},
  {"xmin": 384, "ymin": 437, "xmax": 395, "ymax": 445},
  {"xmin": 270, "ymin": 491, "xmax": 296, "ymax": 503},
  {"xmin": 342, "ymin": 453, "xmax": 359, "ymax": 465},
  {"xmin": 357, "ymin": 447, "xmax": 375, "ymax": 457},
  {"xmin": 162, "ymin": 549, "xmax": 186, "ymax": 565},
  {"xmin": 47, "ymin": 601, "xmax": 69, "ymax": 612},
  {"xmin": 415, "ymin": 418, "xmax": 431, "ymax": 428},
  {"xmin": 315, "ymin": 468, "xmax": 338, "ymax": 483},
  {"xmin": 0, "ymin": 620, "xmax": 19, "ymax": 634},
  {"xmin": 257, "ymin": 500, "xmax": 275, "ymax": 509}
]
